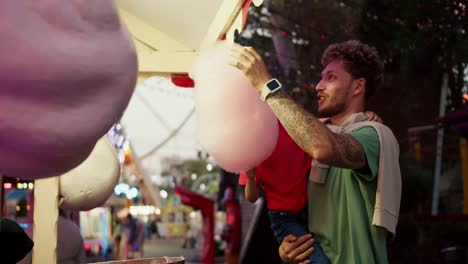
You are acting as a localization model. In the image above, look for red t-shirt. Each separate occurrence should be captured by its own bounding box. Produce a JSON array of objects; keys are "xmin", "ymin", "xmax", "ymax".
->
[{"xmin": 256, "ymin": 122, "xmax": 312, "ymax": 214}]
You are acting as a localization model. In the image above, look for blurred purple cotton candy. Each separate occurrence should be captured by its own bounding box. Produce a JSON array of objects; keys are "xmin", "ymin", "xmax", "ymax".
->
[
  {"xmin": 192, "ymin": 41, "xmax": 278, "ymax": 172},
  {"xmin": 0, "ymin": 0, "xmax": 137, "ymax": 179}
]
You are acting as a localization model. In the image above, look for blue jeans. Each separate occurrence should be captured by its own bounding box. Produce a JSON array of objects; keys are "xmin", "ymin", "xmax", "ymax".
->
[{"xmin": 268, "ymin": 207, "xmax": 329, "ymax": 264}]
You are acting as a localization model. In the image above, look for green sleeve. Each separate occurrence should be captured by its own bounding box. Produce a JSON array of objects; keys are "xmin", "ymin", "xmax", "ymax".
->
[{"xmin": 348, "ymin": 126, "xmax": 380, "ymax": 181}]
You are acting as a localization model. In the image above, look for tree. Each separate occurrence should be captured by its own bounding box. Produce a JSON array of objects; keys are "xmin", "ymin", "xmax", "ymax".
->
[
  {"xmin": 360, "ymin": 0, "xmax": 468, "ymax": 111},
  {"xmin": 239, "ymin": 0, "xmax": 468, "ymax": 116}
]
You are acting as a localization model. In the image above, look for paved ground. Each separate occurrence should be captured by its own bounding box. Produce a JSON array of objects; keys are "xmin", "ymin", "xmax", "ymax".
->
[{"xmin": 142, "ymin": 237, "xmax": 224, "ymax": 264}]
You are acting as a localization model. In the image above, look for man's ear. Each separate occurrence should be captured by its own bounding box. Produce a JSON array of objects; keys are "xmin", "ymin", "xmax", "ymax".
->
[{"xmin": 353, "ymin": 78, "xmax": 366, "ymax": 96}]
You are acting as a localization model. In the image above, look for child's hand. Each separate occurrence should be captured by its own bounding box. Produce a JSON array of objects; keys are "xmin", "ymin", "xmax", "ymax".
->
[
  {"xmin": 364, "ymin": 111, "xmax": 383, "ymax": 123},
  {"xmin": 247, "ymin": 168, "xmax": 257, "ymax": 180}
]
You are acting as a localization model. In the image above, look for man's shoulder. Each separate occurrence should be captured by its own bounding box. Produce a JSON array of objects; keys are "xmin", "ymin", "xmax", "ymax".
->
[
  {"xmin": 349, "ymin": 121, "xmax": 399, "ymax": 152},
  {"xmin": 349, "ymin": 121, "xmax": 396, "ymax": 139},
  {"xmin": 347, "ymin": 122, "xmax": 379, "ymax": 140}
]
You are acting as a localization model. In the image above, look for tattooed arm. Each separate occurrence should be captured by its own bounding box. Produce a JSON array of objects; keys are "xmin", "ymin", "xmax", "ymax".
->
[
  {"xmin": 229, "ymin": 44, "xmax": 366, "ymax": 169},
  {"xmin": 266, "ymin": 90, "xmax": 366, "ymax": 169}
]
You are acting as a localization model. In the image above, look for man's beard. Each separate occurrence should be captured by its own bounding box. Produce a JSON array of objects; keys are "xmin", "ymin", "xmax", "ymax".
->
[
  {"xmin": 317, "ymin": 98, "xmax": 347, "ymax": 118},
  {"xmin": 317, "ymin": 84, "xmax": 351, "ymax": 118}
]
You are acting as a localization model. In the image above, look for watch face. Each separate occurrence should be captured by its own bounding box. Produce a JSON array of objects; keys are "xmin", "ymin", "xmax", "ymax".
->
[{"xmin": 266, "ymin": 79, "xmax": 281, "ymax": 90}]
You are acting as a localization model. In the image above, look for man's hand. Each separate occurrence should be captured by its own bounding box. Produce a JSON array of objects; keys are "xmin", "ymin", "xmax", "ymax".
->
[
  {"xmin": 229, "ymin": 44, "xmax": 272, "ymax": 92},
  {"xmin": 279, "ymin": 234, "xmax": 315, "ymax": 264},
  {"xmin": 364, "ymin": 111, "xmax": 383, "ymax": 123}
]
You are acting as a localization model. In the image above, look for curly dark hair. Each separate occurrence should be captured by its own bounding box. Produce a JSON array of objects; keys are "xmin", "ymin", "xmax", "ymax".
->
[{"xmin": 321, "ymin": 40, "xmax": 384, "ymax": 98}]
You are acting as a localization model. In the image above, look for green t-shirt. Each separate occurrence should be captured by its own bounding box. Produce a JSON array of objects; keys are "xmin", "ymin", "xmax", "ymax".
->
[{"xmin": 308, "ymin": 126, "xmax": 388, "ymax": 264}]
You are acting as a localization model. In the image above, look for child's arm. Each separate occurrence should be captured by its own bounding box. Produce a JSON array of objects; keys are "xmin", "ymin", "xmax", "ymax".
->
[{"xmin": 244, "ymin": 168, "xmax": 259, "ymax": 203}]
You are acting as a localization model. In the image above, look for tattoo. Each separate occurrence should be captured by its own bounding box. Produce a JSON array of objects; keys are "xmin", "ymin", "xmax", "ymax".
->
[
  {"xmin": 267, "ymin": 90, "xmax": 366, "ymax": 169},
  {"xmin": 329, "ymin": 133, "xmax": 366, "ymax": 167},
  {"xmin": 267, "ymin": 90, "xmax": 324, "ymax": 154}
]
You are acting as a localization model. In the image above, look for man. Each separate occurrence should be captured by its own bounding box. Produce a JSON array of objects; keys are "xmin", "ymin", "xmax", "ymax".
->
[{"xmin": 230, "ymin": 40, "xmax": 401, "ymax": 263}]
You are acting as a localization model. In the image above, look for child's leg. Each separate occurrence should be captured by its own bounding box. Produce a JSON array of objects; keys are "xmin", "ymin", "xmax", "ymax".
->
[
  {"xmin": 297, "ymin": 207, "xmax": 329, "ymax": 264},
  {"xmin": 268, "ymin": 210, "xmax": 293, "ymax": 244},
  {"xmin": 283, "ymin": 221, "xmax": 329, "ymax": 264},
  {"xmin": 306, "ymin": 240, "xmax": 329, "ymax": 264},
  {"xmin": 268, "ymin": 209, "xmax": 329, "ymax": 264}
]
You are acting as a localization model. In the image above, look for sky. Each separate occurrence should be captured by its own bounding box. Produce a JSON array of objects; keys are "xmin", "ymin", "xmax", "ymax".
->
[{"xmin": 121, "ymin": 76, "xmax": 201, "ymax": 178}]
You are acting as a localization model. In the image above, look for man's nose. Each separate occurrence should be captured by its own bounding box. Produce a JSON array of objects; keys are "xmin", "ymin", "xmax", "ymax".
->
[{"xmin": 315, "ymin": 81, "xmax": 324, "ymax": 91}]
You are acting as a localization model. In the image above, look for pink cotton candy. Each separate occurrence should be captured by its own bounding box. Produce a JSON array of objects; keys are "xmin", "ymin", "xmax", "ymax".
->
[
  {"xmin": 192, "ymin": 42, "xmax": 278, "ymax": 172},
  {"xmin": 0, "ymin": 0, "xmax": 137, "ymax": 179}
]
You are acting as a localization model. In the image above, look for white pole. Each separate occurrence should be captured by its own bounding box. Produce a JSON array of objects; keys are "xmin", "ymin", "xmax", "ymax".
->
[
  {"xmin": 32, "ymin": 177, "xmax": 59, "ymax": 264},
  {"xmin": 431, "ymin": 73, "xmax": 449, "ymax": 215}
]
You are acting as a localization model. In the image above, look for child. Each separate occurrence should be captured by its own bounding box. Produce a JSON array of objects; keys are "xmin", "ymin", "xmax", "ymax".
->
[{"xmin": 244, "ymin": 122, "xmax": 329, "ymax": 264}]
